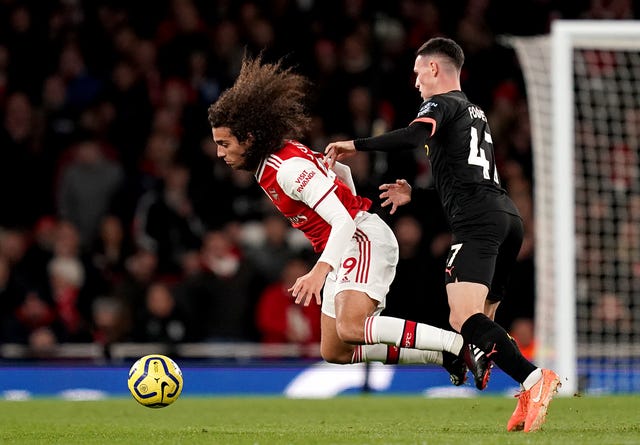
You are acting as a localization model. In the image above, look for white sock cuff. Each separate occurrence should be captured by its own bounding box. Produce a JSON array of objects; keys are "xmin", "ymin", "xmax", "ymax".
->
[
  {"xmin": 365, "ymin": 316, "xmax": 405, "ymax": 345},
  {"xmin": 398, "ymin": 349, "xmax": 442, "ymax": 365},
  {"xmin": 522, "ymin": 368, "xmax": 543, "ymax": 390},
  {"xmin": 355, "ymin": 344, "xmax": 389, "ymax": 362}
]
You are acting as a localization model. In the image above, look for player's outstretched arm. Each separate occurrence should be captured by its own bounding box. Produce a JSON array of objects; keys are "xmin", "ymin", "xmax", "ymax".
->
[
  {"xmin": 379, "ymin": 179, "xmax": 412, "ymax": 215},
  {"xmin": 324, "ymin": 140, "xmax": 356, "ymax": 168}
]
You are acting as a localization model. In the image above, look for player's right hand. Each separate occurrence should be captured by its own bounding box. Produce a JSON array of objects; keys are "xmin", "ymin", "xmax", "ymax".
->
[
  {"xmin": 288, "ymin": 263, "xmax": 329, "ymax": 307},
  {"xmin": 324, "ymin": 140, "xmax": 356, "ymax": 168}
]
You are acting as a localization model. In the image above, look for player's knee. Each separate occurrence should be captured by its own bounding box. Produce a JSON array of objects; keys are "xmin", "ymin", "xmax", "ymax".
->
[
  {"xmin": 335, "ymin": 319, "xmax": 364, "ymax": 344},
  {"xmin": 449, "ymin": 313, "xmax": 464, "ymax": 332},
  {"xmin": 320, "ymin": 347, "xmax": 351, "ymax": 364}
]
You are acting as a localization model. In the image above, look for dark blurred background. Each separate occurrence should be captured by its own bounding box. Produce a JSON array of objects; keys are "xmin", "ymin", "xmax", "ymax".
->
[{"xmin": 0, "ymin": 0, "xmax": 635, "ymax": 359}]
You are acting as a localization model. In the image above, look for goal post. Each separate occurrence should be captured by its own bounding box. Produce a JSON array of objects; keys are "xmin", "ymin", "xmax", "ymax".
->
[{"xmin": 509, "ymin": 20, "xmax": 640, "ymax": 395}]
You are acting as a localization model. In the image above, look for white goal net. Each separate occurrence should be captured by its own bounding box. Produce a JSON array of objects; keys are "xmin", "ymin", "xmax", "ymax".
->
[{"xmin": 509, "ymin": 21, "xmax": 640, "ymax": 395}]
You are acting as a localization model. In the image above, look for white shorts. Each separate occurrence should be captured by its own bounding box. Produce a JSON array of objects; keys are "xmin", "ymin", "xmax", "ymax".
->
[{"xmin": 321, "ymin": 211, "xmax": 399, "ymax": 318}]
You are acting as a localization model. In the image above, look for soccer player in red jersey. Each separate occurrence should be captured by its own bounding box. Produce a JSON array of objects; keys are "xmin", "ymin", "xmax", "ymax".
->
[{"xmin": 208, "ymin": 55, "xmax": 469, "ymax": 385}]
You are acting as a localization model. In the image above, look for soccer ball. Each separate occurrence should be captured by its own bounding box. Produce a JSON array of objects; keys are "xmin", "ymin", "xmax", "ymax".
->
[{"xmin": 127, "ymin": 354, "xmax": 183, "ymax": 408}]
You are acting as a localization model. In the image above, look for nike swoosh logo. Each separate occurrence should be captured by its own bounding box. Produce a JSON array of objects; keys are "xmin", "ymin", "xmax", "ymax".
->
[{"xmin": 531, "ymin": 379, "xmax": 545, "ymax": 403}]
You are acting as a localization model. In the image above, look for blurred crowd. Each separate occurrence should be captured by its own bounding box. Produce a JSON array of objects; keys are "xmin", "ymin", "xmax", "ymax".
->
[{"xmin": 0, "ymin": 0, "xmax": 635, "ymax": 354}]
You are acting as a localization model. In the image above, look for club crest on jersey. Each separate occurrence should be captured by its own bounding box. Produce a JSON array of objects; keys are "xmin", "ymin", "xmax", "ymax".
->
[
  {"xmin": 267, "ymin": 188, "xmax": 279, "ymax": 201},
  {"xmin": 287, "ymin": 215, "xmax": 308, "ymax": 225}
]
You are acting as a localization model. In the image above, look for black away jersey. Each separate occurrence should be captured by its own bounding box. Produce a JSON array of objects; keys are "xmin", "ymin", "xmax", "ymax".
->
[{"xmin": 412, "ymin": 90, "xmax": 519, "ymax": 226}]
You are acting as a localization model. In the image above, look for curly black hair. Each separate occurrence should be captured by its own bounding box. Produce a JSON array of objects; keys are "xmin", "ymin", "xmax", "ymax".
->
[{"xmin": 207, "ymin": 54, "xmax": 311, "ymax": 171}]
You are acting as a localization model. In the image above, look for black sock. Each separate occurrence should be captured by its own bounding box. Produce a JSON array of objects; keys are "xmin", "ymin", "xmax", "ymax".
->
[
  {"xmin": 442, "ymin": 351, "xmax": 457, "ymax": 369},
  {"xmin": 461, "ymin": 313, "xmax": 536, "ymax": 384}
]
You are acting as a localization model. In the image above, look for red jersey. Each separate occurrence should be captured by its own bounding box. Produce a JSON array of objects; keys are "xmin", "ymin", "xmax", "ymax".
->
[{"xmin": 255, "ymin": 140, "xmax": 371, "ymax": 252}]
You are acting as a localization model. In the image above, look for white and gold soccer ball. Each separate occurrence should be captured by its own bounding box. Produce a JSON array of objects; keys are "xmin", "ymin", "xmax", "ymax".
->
[{"xmin": 127, "ymin": 354, "xmax": 183, "ymax": 408}]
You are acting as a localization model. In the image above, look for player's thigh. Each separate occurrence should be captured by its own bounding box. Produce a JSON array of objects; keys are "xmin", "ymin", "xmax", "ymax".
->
[
  {"xmin": 444, "ymin": 237, "xmax": 496, "ymax": 323},
  {"xmin": 446, "ymin": 212, "xmax": 516, "ymax": 291},
  {"xmin": 320, "ymin": 312, "xmax": 354, "ymax": 364},
  {"xmin": 489, "ymin": 214, "xmax": 524, "ymax": 302},
  {"xmin": 330, "ymin": 212, "xmax": 398, "ymax": 316}
]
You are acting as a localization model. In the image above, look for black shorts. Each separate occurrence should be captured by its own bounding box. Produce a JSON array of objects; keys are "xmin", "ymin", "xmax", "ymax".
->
[{"xmin": 444, "ymin": 212, "xmax": 523, "ymax": 302}]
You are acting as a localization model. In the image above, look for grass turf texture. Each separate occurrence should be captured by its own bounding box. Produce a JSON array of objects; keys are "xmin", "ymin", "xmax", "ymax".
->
[{"xmin": 0, "ymin": 396, "xmax": 638, "ymax": 444}]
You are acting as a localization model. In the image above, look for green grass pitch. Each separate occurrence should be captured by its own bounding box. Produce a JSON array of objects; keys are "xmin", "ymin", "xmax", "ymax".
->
[{"xmin": 0, "ymin": 395, "xmax": 638, "ymax": 444}]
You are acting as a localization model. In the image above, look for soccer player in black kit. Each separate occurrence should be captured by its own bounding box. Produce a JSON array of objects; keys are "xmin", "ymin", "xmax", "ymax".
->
[{"xmin": 325, "ymin": 37, "xmax": 560, "ymax": 433}]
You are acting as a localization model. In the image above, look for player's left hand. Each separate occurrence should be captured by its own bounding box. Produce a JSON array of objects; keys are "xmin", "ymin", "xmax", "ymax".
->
[{"xmin": 379, "ymin": 179, "xmax": 412, "ymax": 214}]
